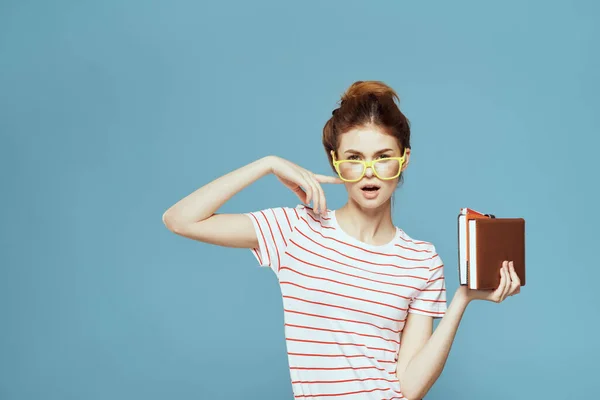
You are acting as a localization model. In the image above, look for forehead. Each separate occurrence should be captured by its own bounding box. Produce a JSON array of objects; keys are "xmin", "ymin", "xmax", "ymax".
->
[{"xmin": 337, "ymin": 125, "xmax": 400, "ymax": 154}]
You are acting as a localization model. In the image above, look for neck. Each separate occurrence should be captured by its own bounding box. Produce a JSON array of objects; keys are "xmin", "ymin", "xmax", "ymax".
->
[{"xmin": 335, "ymin": 199, "xmax": 396, "ymax": 246}]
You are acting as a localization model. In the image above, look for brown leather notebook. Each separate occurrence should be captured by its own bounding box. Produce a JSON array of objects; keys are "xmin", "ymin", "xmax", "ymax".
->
[
  {"xmin": 467, "ymin": 218, "xmax": 526, "ymax": 289},
  {"xmin": 458, "ymin": 208, "xmax": 526, "ymax": 290}
]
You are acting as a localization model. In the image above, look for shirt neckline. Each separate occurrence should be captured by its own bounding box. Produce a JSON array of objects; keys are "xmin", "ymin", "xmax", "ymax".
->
[{"xmin": 329, "ymin": 209, "xmax": 399, "ymax": 252}]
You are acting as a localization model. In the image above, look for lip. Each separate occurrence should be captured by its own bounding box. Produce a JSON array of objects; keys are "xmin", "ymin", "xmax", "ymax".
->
[
  {"xmin": 360, "ymin": 183, "xmax": 381, "ymax": 190},
  {"xmin": 360, "ymin": 185, "xmax": 381, "ymax": 200}
]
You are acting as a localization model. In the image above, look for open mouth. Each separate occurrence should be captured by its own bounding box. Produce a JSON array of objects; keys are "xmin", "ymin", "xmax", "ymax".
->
[{"xmin": 361, "ymin": 185, "xmax": 380, "ymax": 192}]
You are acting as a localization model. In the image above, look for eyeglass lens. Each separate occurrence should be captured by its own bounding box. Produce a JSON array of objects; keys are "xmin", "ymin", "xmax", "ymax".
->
[{"xmin": 338, "ymin": 159, "xmax": 400, "ymax": 180}]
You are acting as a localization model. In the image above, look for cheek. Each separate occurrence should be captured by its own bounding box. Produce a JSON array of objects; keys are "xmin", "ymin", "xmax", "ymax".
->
[
  {"xmin": 344, "ymin": 183, "xmax": 362, "ymax": 197},
  {"xmin": 380, "ymin": 181, "xmax": 399, "ymax": 197},
  {"xmin": 384, "ymin": 180, "xmax": 398, "ymax": 190}
]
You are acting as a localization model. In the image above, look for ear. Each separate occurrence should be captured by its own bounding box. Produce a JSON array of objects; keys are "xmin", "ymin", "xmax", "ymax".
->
[{"xmin": 401, "ymin": 148, "xmax": 411, "ymax": 172}]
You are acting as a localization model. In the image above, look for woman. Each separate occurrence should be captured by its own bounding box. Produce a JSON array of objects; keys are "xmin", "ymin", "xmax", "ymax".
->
[{"xmin": 162, "ymin": 81, "xmax": 521, "ymax": 400}]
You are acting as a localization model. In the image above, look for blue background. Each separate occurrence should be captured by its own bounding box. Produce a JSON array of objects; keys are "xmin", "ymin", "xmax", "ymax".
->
[{"xmin": 1, "ymin": 0, "xmax": 598, "ymax": 399}]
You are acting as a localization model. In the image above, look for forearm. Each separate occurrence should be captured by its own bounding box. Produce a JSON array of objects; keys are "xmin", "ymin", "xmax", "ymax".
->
[
  {"xmin": 399, "ymin": 290, "xmax": 470, "ymax": 399},
  {"xmin": 162, "ymin": 155, "xmax": 274, "ymax": 227}
]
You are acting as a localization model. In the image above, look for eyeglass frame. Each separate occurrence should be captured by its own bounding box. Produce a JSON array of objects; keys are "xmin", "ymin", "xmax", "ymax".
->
[{"xmin": 330, "ymin": 148, "xmax": 408, "ymax": 182}]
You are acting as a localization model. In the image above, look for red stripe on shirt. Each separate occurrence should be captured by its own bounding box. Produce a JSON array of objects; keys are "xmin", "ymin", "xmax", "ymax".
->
[
  {"xmin": 307, "ymin": 212, "xmax": 336, "ymax": 229},
  {"xmin": 282, "ymin": 207, "xmax": 294, "ymax": 231},
  {"xmin": 251, "ymin": 248, "xmax": 262, "ymax": 265},
  {"xmin": 284, "ymin": 309, "xmax": 402, "ymax": 335},
  {"xmin": 286, "ymin": 337, "xmax": 396, "ymax": 354},
  {"xmin": 429, "ymin": 264, "xmax": 444, "ymax": 272},
  {"xmin": 285, "ymin": 250, "xmax": 423, "ymax": 291},
  {"xmin": 301, "ymin": 217, "xmax": 436, "ymax": 262},
  {"xmin": 394, "ymin": 243, "xmax": 433, "ymax": 253},
  {"xmin": 249, "ymin": 213, "xmax": 271, "ymax": 266},
  {"xmin": 291, "ymin": 377, "xmax": 400, "ymax": 385},
  {"xmin": 271, "ymin": 208, "xmax": 288, "ymax": 247},
  {"xmin": 289, "ymin": 365, "xmax": 387, "ymax": 372},
  {"xmin": 280, "ymin": 266, "xmax": 412, "ymax": 302},
  {"xmin": 293, "ymin": 387, "xmax": 402, "ymax": 398},
  {"xmin": 280, "ymin": 280, "xmax": 408, "ymax": 313},
  {"xmin": 283, "ymin": 295, "xmax": 405, "ymax": 323},
  {"xmin": 260, "ymin": 210, "xmax": 280, "ymax": 271},
  {"xmin": 294, "ymin": 233, "xmax": 429, "ymax": 274},
  {"xmin": 284, "ymin": 323, "xmax": 400, "ymax": 345},
  {"xmin": 409, "ymin": 306, "xmax": 445, "ymax": 315}
]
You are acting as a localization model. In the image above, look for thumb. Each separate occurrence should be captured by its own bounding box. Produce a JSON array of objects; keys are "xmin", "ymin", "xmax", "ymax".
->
[{"xmin": 315, "ymin": 174, "xmax": 344, "ymax": 184}]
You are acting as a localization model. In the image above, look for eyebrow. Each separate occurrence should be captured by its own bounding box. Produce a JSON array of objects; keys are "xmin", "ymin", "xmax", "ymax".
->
[{"xmin": 344, "ymin": 148, "xmax": 395, "ymax": 156}]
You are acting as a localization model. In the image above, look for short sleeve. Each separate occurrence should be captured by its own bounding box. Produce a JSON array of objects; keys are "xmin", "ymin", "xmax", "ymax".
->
[
  {"xmin": 244, "ymin": 205, "xmax": 302, "ymax": 276},
  {"xmin": 408, "ymin": 245, "xmax": 448, "ymax": 318}
]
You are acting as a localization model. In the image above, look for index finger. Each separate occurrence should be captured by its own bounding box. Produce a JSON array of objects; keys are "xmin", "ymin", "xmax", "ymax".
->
[{"xmin": 315, "ymin": 174, "xmax": 344, "ymax": 184}]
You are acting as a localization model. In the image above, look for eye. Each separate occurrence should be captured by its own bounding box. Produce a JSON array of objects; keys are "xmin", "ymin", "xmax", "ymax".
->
[
  {"xmin": 378, "ymin": 154, "xmax": 391, "ymax": 159},
  {"xmin": 347, "ymin": 155, "xmax": 361, "ymax": 160}
]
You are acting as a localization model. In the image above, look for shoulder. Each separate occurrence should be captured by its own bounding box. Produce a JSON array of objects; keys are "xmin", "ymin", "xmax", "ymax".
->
[
  {"xmin": 395, "ymin": 228, "xmax": 437, "ymax": 255},
  {"xmin": 245, "ymin": 204, "xmax": 308, "ymax": 231},
  {"xmin": 275, "ymin": 204, "xmax": 310, "ymax": 229},
  {"xmin": 294, "ymin": 205, "xmax": 338, "ymax": 233},
  {"xmin": 289, "ymin": 204, "xmax": 309, "ymax": 221},
  {"xmin": 296, "ymin": 204, "xmax": 331, "ymax": 226},
  {"xmin": 396, "ymin": 229, "xmax": 444, "ymax": 274}
]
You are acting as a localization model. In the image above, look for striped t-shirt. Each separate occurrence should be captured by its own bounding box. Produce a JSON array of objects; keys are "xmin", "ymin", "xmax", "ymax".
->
[{"xmin": 246, "ymin": 204, "xmax": 447, "ymax": 399}]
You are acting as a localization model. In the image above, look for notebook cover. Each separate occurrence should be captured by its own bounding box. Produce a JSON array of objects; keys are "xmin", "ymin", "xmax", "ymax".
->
[{"xmin": 473, "ymin": 218, "xmax": 526, "ymax": 290}]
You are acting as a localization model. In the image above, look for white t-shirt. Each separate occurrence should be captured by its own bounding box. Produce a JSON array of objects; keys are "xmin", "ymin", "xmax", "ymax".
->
[{"xmin": 246, "ymin": 204, "xmax": 447, "ymax": 399}]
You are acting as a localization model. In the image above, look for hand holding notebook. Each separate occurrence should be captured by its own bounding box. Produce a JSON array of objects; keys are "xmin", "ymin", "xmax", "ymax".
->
[
  {"xmin": 458, "ymin": 208, "xmax": 526, "ymax": 293},
  {"xmin": 457, "ymin": 260, "xmax": 522, "ymax": 303}
]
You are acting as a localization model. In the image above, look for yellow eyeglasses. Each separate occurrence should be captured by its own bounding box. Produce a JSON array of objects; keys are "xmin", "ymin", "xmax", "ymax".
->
[{"xmin": 330, "ymin": 149, "xmax": 408, "ymax": 182}]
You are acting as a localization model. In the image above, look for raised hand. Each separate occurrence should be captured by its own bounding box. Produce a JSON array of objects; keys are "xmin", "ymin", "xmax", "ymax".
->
[{"xmin": 269, "ymin": 156, "xmax": 343, "ymax": 214}]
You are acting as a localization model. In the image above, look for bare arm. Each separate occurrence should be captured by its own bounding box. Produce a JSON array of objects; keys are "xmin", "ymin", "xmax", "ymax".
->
[
  {"xmin": 396, "ymin": 262, "xmax": 521, "ymax": 400},
  {"xmin": 396, "ymin": 291, "xmax": 469, "ymax": 400},
  {"xmin": 162, "ymin": 155, "xmax": 342, "ymax": 248},
  {"xmin": 162, "ymin": 156, "xmax": 274, "ymax": 248}
]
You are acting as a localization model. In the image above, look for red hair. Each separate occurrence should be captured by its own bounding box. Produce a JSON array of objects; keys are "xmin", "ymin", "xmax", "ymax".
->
[{"xmin": 322, "ymin": 80, "xmax": 411, "ymax": 175}]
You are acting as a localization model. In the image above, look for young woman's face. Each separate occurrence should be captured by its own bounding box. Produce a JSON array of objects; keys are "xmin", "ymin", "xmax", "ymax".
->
[{"xmin": 335, "ymin": 125, "xmax": 410, "ymax": 210}]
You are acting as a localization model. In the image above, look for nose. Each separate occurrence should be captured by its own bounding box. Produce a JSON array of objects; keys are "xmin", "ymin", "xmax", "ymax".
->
[{"xmin": 365, "ymin": 165, "xmax": 374, "ymax": 178}]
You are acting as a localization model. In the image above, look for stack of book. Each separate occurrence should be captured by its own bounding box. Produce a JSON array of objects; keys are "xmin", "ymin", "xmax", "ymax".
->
[{"xmin": 458, "ymin": 208, "xmax": 526, "ymax": 290}]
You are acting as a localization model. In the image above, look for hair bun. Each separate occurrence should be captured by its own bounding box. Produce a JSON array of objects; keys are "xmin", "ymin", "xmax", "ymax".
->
[{"xmin": 340, "ymin": 80, "xmax": 399, "ymax": 104}]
